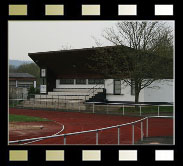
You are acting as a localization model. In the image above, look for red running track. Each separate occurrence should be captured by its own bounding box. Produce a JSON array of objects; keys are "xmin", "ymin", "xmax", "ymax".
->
[{"xmin": 9, "ymin": 108, "xmax": 173, "ymax": 145}]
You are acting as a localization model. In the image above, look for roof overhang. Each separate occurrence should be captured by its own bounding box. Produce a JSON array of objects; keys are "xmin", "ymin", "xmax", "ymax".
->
[{"xmin": 28, "ymin": 46, "xmax": 173, "ymax": 79}]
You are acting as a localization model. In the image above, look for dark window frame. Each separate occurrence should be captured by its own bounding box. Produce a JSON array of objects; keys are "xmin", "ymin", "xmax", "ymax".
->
[
  {"xmin": 88, "ymin": 79, "xmax": 95, "ymax": 84},
  {"xmin": 60, "ymin": 79, "xmax": 74, "ymax": 85},
  {"xmin": 76, "ymin": 79, "xmax": 86, "ymax": 85},
  {"xmin": 88, "ymin": 79, "xmax": 104, "ymax": 84},
  {"xmin": 131, "ymin": 80, "xmax": 135, "ymax": 96},
  {"xmin": 113, "ymin": 79, "xmax": 121, "ymax": 95}
]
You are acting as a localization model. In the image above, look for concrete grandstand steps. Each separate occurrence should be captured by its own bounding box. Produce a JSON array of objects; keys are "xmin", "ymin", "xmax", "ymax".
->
[
  {"xmin": 53, "ymin": 88, "xmax": 103, "ymax": 93},
  {"xmin": 87, "ymin": 90, "xmax": 106, "ymax": 102},
  {"xmin": 50, "ymin": 89, "xmax": 103, "ymax": 98},
  {"xmin": 24, "ymin": 98, "xmax": 85, "ymax": 103},
  {"xmin": 34, "ymin": 94, "xmax": 90, "ymax": 100},
  {"xmin": 48, "ymin": 91, "xmax": 96, "ymax": 96},
  {"xmin": 29, "ymin": 88, "xmax": 105, "ymax": 106},
  {"xmin": 86, "ymin": 88, "xmax": 106, "ymax": 102},
  {"xmin": 16, "ymin": 99, "xmax": 123, "ymax": 113},
  {"xmin": 19, "ymin": 99, "xmax": 87, "ymax": 111}
]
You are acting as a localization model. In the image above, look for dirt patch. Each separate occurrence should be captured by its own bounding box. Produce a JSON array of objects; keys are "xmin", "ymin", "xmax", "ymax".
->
[
  {"xmin": 10, "ymin": 123, "xmax": 44, "ymax": 130},
  {"xmin": 9, "ymin": 121, "xmax": 62, "ymax": 142}
]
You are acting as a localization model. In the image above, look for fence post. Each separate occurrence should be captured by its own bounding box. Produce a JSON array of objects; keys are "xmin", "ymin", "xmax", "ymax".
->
[
  {"xmin": 64, "ymin": 135, "xmax": 66, "ymax": 145},
  {"xmin": 33, "ymin": 94, "xmax": 35, "ymax": 110},
  {"xmin": 141, "ymin": 121, "xmax": 143, "ymax": 141},
  {"xmin": 93, "ymin": 87, "xmax": 94, "ymax": 97},
  {"xmin": 54, "ymin": 97, "xmax": 56, "ymax": 110},
  {"xmin": 58, "ymin": 95, "xmax": 59, "ymax": 109},
  {"xmin": 96, "ymin": 130, "xmax": 98, "ymax": 145},
  {"xmin": 123, "ymin": 104, "xmax": 125, "ymax": 116},
  {"xmin": 52, "ymin": 95, "xmax": 53, "ymax": 105},
  {"xmin": 140, "ymin": 105, "xmax": 142, "ymax": 116},
  {"xmin": 93, "ymin": 103, "xmax": 95, "ymax": 113},
  {"xmin": 158, "ymin": 105, "xmax": 160, "ymax": 116},
  {"xmin": 118, "ymin": 127, "xmax": 120, "ymax": 145},
  {"xmin": 132, "ymin": 124, "xmax": 134, "ymax": 145},
  {"xmin": 16, "ymin": 93, "xmax": 18, "ymax": 106},
  {"xmin": 46, "ymin": 95, "xmax": 48, "ymax": 107},
  {"xmin": 146, "ymin": 118, "xmax": 148, "ymax": 137},
  {"xmin": 33, "ymin": 95, "xmax": 36, "ymax": 105},
  {"xmin": 65, "ymin": 95, "xmax": 66, "ymax": 111}
]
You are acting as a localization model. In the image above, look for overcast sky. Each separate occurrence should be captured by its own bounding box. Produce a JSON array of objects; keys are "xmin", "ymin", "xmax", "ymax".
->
[{"xmin": 8, "ymin": 21, "xmax": 174, "ymax": 61}]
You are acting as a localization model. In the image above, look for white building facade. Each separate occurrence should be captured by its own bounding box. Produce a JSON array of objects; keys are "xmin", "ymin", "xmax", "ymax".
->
[{"xmin": 55, "ymin": 78, "xmax": 173, "ymax": 103}]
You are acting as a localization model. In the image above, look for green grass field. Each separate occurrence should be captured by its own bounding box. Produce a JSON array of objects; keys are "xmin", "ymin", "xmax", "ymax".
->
[
  {"xmin": 120, "ymin": 106, "xmax": 173, "ymax": 113},
  {"xmin": 9, "ymin": 114, "xmax": 51, "ymax": 122},
  {"xmin": 9, "ymin": 100, "xmax": 23, "ymax": 107}
]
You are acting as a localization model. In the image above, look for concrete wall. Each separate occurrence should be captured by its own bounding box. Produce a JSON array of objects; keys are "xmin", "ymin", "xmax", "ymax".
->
[
  {"xmin": 144, "ymin": 79, "xmax": 174, "ymax": 102},
  {"xmin": 105, "ymin": 79, "xmax": 173, "ymax": 102},
  {"xmin": 9, "ymin": 87, "xmax": 28, "ymax": 99}
]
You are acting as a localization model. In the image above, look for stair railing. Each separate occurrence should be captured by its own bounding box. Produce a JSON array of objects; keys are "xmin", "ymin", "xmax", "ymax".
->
[{"xmin": 86, "ymin": 84, "xmax": 105, "ymax": 101}]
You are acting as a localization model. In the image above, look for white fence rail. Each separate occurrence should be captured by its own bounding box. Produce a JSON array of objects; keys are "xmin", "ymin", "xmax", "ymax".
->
[
  {"xmin": 9, "ymin": 95, "xmax": 173, "ymax": 117},
  {"xmin": 9, "ymin": 116, "xmax": 173, "ymax": 145}
]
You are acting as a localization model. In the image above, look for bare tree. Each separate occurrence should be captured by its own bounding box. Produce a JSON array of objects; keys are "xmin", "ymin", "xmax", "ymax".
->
[
  {"xmin": 103, "ymin": 21, "xmax": 173, "ymax": 51},
  {"xmin": 88, "ymin": 21, "xmax": 173, "ymax": 104},
  {"xmin": 60, "ymin": 44, "xmax": 73, "ymax": 50}
]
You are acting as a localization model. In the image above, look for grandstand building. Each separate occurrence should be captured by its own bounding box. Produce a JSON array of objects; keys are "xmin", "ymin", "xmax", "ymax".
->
[{"xmin": 28, "ymin": 46, "xmax": 173, "ymax": 104}]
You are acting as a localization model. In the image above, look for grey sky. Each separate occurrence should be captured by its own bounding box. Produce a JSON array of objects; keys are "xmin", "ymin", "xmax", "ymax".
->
[{"xmin": 8, "ymin": 21, "xmax": 174, "ymax": 61}]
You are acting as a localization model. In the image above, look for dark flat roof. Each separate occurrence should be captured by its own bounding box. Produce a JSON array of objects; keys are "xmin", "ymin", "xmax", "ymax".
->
[
  {"xmin": 9, "ymin": 73, "xmax": 35, "ymax": 78},
  {"xmin": 28, "ymin": 46, "xmax": 173, "ymax": 79},
  {"xmin": 28, "ymin": 46, "xmax": 135, "ymax": 78}
]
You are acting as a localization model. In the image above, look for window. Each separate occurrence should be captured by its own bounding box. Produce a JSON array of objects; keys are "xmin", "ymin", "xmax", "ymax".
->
[
  {"xmin": 88, "ymin": 79, "xmax": 104, "ymax": 84},
  {"xmin": 114, "ymin": 80, "xmax": 121, "ymax": 95},
  {"xmin": 88, "ymin": 79, "xmax": 95, "ymax": 84},
  {"xmin": 18, "ymin": 84, "xmax": 32, "ymax": 88},
  {"xmin": 95, "ymin": 79, "xmax": 104, "ymax": 84},
  {"xmin": 131, "ymin": 80, "xmax": 135, "ymax": 95},
  {"xmin": 76, "ymin": 79, "xmax": 86, "ymax": 85},
  {"xmin": 60, "ymin": 79, "xmax": 74, "ymax": 84}
]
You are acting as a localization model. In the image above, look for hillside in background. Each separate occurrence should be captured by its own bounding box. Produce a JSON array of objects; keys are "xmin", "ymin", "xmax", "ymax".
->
[
  {"xmin": 9, "ymin": 60, "xmax": 32, "ymax": 67},
  {"xmin": 9, "ymin": 60, "xmax": 40, "ymax": 86}
]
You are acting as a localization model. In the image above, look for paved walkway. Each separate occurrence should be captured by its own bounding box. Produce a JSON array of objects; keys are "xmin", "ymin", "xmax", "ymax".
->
[{"xmin": 136, "ymin": 136, "xmax": 173, "ymax": 144}]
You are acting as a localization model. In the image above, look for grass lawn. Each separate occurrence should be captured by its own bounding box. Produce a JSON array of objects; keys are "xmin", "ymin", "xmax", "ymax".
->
[
  {"xmin": 120, "ymin": 106, "xmax": 173, "ymax": 113},
  {"xmin": 9, "ymin": 114, "xmax": 51, "ymax": 122}
]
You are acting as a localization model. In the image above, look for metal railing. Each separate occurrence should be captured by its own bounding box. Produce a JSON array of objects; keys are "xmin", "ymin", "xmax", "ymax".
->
[
  {"xmin": 87, "ymin": 84, "xmax": 105, "ymax": 99},
  {"xmin": 9, "ymin": 96, "xmax": 173, "ymax": 117},
  {"xmin": 85, "ymin": 102, "xmax": 173, "ymax": 116},
  {"xmin": 9, "ymin": 115, "xmax": 173, "ymax": 145}
]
